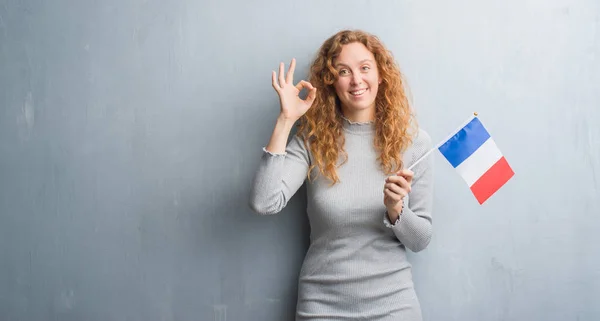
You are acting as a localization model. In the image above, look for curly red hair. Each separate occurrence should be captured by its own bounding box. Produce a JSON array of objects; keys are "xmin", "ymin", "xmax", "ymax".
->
[{"xmin": 297, "ymin": 29, "xmax": 417, "ymax": 184}]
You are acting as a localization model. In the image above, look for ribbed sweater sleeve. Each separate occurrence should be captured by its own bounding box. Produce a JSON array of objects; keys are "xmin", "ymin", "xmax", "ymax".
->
[
  {"xmin": 248, "ymin": 135, "xmax": 310, "ymax": 215},
  {"xmin": 383, "ymin": 129, "xmax": 434, "ymax": 252}
]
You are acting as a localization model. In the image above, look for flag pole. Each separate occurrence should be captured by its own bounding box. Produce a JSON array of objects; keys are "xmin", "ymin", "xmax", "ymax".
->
[{"xmin": 406, "ymin": 112, "xmax": 478, "ymax": 171}]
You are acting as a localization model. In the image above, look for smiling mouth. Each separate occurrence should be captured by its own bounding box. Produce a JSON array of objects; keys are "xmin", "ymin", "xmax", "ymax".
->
[{"xmin": 350, "ymin": 89, "xmax": 367, "ymax": 96}]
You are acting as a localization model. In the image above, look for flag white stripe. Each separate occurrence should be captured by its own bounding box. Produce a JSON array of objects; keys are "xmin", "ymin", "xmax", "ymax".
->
[{"xmin": 456, "ymin": 138, "xmax": 503, "ymax": 186}]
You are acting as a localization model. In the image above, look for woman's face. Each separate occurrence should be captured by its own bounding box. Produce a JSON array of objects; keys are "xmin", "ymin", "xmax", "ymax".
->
[{"xmin": 332, "ymin": 42, "xmax": 381, "ymax": 121}]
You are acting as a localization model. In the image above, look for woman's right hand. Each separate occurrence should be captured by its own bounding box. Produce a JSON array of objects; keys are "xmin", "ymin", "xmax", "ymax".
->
[{"xmin": 272, "ymin": 58, "xmax": 317, "ymax": 122}]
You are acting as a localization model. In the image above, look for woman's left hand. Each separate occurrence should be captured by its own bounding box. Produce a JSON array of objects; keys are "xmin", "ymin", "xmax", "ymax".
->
[{"xmin": 384, "ymin": 169, "xmax": 414, "ymax": 222}]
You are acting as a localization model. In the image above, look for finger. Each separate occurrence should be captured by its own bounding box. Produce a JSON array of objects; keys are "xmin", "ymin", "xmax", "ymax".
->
[
  {"xmin": 385, "ymin": 182, "xmax": 408, "ymax": 198},
  {"xmin": 306, "ymin": 87, "xmax": 317, "ymax": 105},
  {"xmin": 286, "ymin": 58, "xmax": 296, "ymax": 84},
  {"xmin": 397, "ymin": 169, "xmax": 414, "ymax": 183},
  {"xmin": 295, "ymin": 81, "xmax": 317, "ymax": 105},
  {"xmin": 295, "ymin": 80, "xmax": 312, "ymax": 91},
  {"xmin": 278, "ymin": 62, "xmax": 285, "ymax": 87},
  {"xmin": 272, "ymin": 71, "xmax": 281, "ymax": 91},
  {"xmin": 386, "ymin": 176, "xmax": 411, "ymax": 193},
  {"xmin": 385, "ymin": 182, "xmax": 404, "ymax": 195},
  {"xmin": 386, "ymin": 175, "xmax": 407, "ymax": 186},
  {"xmin": 383, "ymin": 189, "xmax": 393, "ymax": 204},
  {"xmin": 384, "ymin": 188, "xmax": 403, "ymax": 203}
]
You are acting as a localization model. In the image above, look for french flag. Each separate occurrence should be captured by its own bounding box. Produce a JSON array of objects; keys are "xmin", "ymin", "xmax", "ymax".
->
[{"xmin": 438, "ymin": 116, "xmax": 514, "ymax": 204}]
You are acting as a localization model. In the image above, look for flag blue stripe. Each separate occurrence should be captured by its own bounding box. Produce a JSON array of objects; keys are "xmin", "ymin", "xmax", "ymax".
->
[{"xmin": 438, "ymin": 117, "xmax": 490, "ymax": 168}]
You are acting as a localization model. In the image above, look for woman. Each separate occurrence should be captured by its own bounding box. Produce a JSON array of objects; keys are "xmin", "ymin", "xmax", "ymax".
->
[{"xmin": 249, "ymin": 29, "xmax": 433, "ymax": 321}]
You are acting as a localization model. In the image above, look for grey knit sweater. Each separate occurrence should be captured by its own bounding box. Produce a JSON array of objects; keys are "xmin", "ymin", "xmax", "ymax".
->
[{"xmin": 249, "ymin": 117, "xmax": 434, "ymax": 321}]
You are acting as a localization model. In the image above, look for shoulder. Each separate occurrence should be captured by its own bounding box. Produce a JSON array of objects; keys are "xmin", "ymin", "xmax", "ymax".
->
[
  {"xmin": 289, "ymin": 130, "xmax": 310, "ymax": 151},
  {"xmin": 413, "ymin": 127, "xmax": 432, "ymax": 150},
  {"xmin": 286, "ymin": 131, "xmax": 313, "ymax": 164}
]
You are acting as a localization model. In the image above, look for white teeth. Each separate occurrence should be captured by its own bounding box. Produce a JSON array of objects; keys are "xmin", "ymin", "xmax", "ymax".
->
[{"xmin": 351, "ymin": 89, "xmax": 366, "ymax": 95}]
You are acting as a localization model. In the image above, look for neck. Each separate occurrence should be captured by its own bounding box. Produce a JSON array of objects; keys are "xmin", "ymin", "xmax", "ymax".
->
[{"xmin": 340, "ymin": 105, "xmax": 375, "ymax": 123}]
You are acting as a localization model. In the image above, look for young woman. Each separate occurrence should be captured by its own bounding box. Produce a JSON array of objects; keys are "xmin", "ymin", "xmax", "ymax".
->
[{"xmin": 249, "ymin": 29, "xmax": 434, "ymax": 321}]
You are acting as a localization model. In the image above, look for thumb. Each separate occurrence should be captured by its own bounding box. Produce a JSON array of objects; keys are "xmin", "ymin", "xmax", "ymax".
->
[{"xmin": 306, "ymin": 87, "xmax": 317, "ymax": 104}]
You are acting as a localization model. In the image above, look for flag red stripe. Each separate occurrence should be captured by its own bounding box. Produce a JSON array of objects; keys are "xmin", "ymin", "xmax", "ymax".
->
[{"xmin": 470, "ymin": 157, "xmax": 514, "ymax": 204}]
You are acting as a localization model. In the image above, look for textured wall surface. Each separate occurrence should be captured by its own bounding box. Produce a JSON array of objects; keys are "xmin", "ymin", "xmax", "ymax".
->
[{"xmin": 1, "ymin": 0, "xmax": 599, "ymax": 320}]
